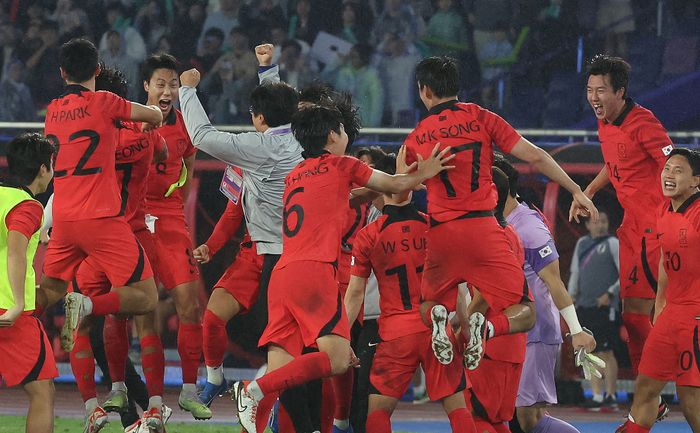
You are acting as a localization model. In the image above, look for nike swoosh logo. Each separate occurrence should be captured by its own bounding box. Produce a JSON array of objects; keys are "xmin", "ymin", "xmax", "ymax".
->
[{"xmin": 368, "ymin": 342, "xmax": 379, "ymax": 347}]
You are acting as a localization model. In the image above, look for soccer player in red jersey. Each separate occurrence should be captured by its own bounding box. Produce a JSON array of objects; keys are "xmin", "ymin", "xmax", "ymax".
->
[
  {"xmin": 344, "ymin": 154, "xmax": 476, "ymax": 433},
  {"xmin": 231, "ymin": 104, "xmax": 454, "ymax": 433},
  {"xmin": 616, "ymin": 148, "xmax": 700, "ymax": 433},
  {"xmin": 0, "ymin": 133, "xmax": 57, "ymax": 433},
  {"xmin": 38, "ymin": 38, "xmax": 162, "ymax": 351},
  {"xmin": 60, "ymin": 66, "xmax": 169, "ymax": 433},
  {"xmin": 141, "ymin": 53, "xmax": 209, "ymax": 418},
  {"xmin": 466, "ymin": 167, "xmax": 527, "ymax": 433},
  {"xmin": 571, "ymin": 55, "xmax": 674, "ymax": 382},
  {"xmin": 402, "ymin": 56, "xmax": 597, "ymax": 365},
  {"xmin": 192, "ymin": 178, "xmax": 266, "ymax": 421}
]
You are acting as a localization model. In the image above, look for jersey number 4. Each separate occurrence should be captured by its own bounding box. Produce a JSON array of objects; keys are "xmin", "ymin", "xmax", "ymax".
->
[
  {"xmin": 438, "ymin": 142, "xmax": 482, "ymax": 197},
  {"xmin": 47, "ymin": 130, "xmax": 102, "ymax": 178}
]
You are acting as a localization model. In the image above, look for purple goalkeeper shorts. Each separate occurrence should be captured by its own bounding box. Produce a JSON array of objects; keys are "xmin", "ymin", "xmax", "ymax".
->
[{"xmin": 516, "ymin": 342, "xmax": 559, "ymax": 407}]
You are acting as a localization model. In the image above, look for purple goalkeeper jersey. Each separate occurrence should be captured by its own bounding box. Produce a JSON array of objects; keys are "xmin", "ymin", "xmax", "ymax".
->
[{"xmin": 507, "ymin": 202, "xmax": 562, "ymax": 345}]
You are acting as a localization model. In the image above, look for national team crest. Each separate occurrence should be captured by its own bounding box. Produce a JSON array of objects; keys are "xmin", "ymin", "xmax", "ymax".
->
[
  {"xmin": 617, "ymin": 143, "xmax": 627, "ymax": 160},
  {"xmin": 679, "ymin": 228, "xmax": 688, "ymax": 247}
]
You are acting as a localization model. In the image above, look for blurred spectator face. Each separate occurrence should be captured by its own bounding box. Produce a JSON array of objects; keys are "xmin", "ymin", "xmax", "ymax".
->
[
  {"xmin": 203, "ymin": 33, "xmax": 224, "ymax": 55},
  {"xmin": 106, "ymin": 8, "xmax": 123, "ymax": 27},
  {"xmin": 271, "ymin": 27, "xmax": 286, "ymax": 46},
  {"xmin": 494, "ymin": 29, "xmax": 508, "ymax": 42},
  {"xmin": 220, "ymin": 0, "xmax": 240, "ymax": 13},
  {"xmin": 8, "ymin": 61, "xmax": 25, "ymax": 83},
  {"xmin": 107, "ymin": 31, "xmax": 121, "ymax": 52},
  {"xmin": 297, "ymin": 0, "xmax": 311, "ymax": 16},
  {"xmin": 144, "ymin": 67, "xmax": 180, "ymax": 117},
  {"xmin": 230, "ymin": 30, "xmax": 249, "ymax": 52},
  {"xmin": 156, "ymin": 36, "xmax": 171, "ymax": 53},
  {"xmin": 385, "ymin": 33, "xmax": 406, "ymax": 57},
  {"xmin": 189, "ymin": 3, "xmax": 205, "ymax": 23},
  {"xmin": 438, "ymin": 0, "xmax": 452, "ymax": 11},
  {"xmin": 386, "ymin": 0, "xmax": 402, "ymax": 13},
  {"xmin": 40, "ymin": 25, "xmax": 58, "ymax": 46},
  {"xmin": 280, "ymin": 43, "xmax": 301, "ymax": 66},
  {"xmin": 585, "ymin": 212, "xmax": 609, "ymax": 238},
  {"xmin": 342, "ymin": 4, "xmax": 356, "ymax": 25}
]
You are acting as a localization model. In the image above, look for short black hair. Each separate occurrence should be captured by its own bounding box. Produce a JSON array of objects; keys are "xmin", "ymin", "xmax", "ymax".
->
[
  {"xmin": 292, "ymin": 104, "xmax": 343, "ymax": 154},
  {"xmin": 356, "ymin": 146, "xmax": 387, "ymax": 166},
  {"xmin": 493, "ymin": 154, "xmax": 519, "ymax": 198},
  {"xmin": 299, "ymin": 82, "xmax": 333, "ymax": 105},
  {"xmin": 95, "ymin": 63, "xmax": 129, "ymax": 98},
  {"xmin": 373, "ymin": 152, "xmax": 396, "ymax": 175},
  {"xmin": 6, "ymin": 133, "xmax": 55, "ymax": 185},
  {"xmin": 587, "ymin": 54, "xmax": 631, "ymax": 97},
  {"xmin": 299, "ymin": 83, "xmax": 361, "ymax": 147},
  {"xmin": 492, "ymin": 166, "xmax": 510, "ymax": 226},
  {"xmin": 250, "ymin": 82, "xmax": 299, "ymax": 127},
  {"xmin": 415, "ymin": 56, "xmax": 459, "ymax": 98},
  {"xmin": 203, "ymin": 27, "xmax": 225, "ymax": 42},
  {"xmin": 667, "ymin": 148, "xmax": 700, "ymax": 176},
  {"xmin": 59, "ymin": 38, "xmax": 98, "ymax": 83},
  {"xmin": 142, "ymin": 52, "xmax": 179, "ymax": 82}
]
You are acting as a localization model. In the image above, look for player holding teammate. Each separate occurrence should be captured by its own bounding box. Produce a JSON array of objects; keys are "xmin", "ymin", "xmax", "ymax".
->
[
  {"xmin": 232, "ymin": 104, "xmax": 455, "ymax": 433},
  {"xmin": 616, "ymin": 148, "xmax": 700, "ymax": 433},
  {"xmin": 141, "ymin": 53, "xmax": 209, "ymax": 419},
  {"xmin": 344, "ymin": 155, "xmax": 475, "ymax": 433},
  {"xmin": 572, "ymin": 55, "xmax": 674, "ymax": 383},
  {"xmin": 38, "ymin": 38, "xmax": 162, "ymax": 350},
  {"xmin": 493, "ymin": 157, "xmax": 595, "ymax": 433},
  {"xmin": 60, "ymin": 66, "xmax": 169, "ymax": 433},
  {"xmin": 0, "ymin": 133, "xmax": 57, "ymax": 433},
  {"xmin": 402, "ymin": 56, "xmax": 597, "ymax": 365}
]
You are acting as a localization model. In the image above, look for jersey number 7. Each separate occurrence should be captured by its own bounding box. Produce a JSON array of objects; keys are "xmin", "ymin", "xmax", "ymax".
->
[{"xmin": 438, "ymin": 142, "xmax": 482, "ymax": 197}]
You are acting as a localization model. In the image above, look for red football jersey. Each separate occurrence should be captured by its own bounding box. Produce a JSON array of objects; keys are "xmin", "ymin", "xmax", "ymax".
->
[
  {"xmin": 45, "ymin": 86, "xmax": 132, "ymax": 221},
  {"xmin": 351, "ymin": 204, "xmax": 430, "ymax": 341},
  {"xmin": 404, "ymin": 101, "xmax": 521, "ymax": 222},
  {"xmin": 657, "ymin": 192, "xmax": 700, "ymax": 307},
  {"xmin": 115, "ymin": 121, "xmax": 166, "ymax": 232},
  {"xmin": 276, "ymin": 154, "xmax": 374, "ymax": 268},
  {"xmin": 483, "ymin": 224, "xmax": 528, "ymax": 363},
  {"xmin": 146, "ymin": 110, "xmax": 196, "ymax": 212},
  {"xmin": 598, "ymin": 100, "xmax": 673, "ymax": 232}
]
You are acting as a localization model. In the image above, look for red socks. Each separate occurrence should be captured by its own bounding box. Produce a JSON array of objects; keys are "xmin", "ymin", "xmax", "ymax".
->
[
  {"xmin": 177, "ymin": 322, "xmax": 203, "ymax": 384},
  {"xmin": 257, "ymin": 351, "xmax": 332, "ymax": 395},
  {"xmin": 622, "ymin": 312, "xmax": 652, "ymax": 374},
  {"xmin": 490, "ymin": 313, "xmax": 510, "ymax": 337},
  {"xmin": 103, "ymin": 316, "xmax": 128, "ymax": 382},
  {"xmin": 91, "ymin": 292, "xmax": 121, "ymax": 316},
  {"xmin": 70, "ymin": 335, "xmax": 96, "ymax": 402},
  {"xmin": 322, "ymin": 378, "xmax": 335, "ymax": 433},
  {"xmin": 331, "ymin": 367, "xmax": 353, "ymax": 419},
  {"xmin": 448, "ymin": 408, "xmax": 477, "ymax": 433},
  {"xmin": 255, "ymin": 393, "xmax": 279, "ymax": 433},
  {"xmin": 202, "ymin": 309, "xmax": 226, "ymax": 367},
  {"xmin": 366, "ymin": 409, "xmax": 392, "ymax": 433},
  {"xmin": 141, "ymin": 334, "xmax": 165, "ymax": 397}
]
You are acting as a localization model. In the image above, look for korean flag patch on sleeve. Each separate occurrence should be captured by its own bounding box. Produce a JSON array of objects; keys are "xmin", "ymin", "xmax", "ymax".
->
[
  {"xmin": 662, "ymin": 144, "xmax": 673, "ymax": 156},
  {"xmin": 538, "ymin": 245, "xmax": 553, "ymax": 258}
]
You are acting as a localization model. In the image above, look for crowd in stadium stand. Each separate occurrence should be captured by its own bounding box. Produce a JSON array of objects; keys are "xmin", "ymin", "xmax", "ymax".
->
[{"xmin": 2, "ymin": 0, "xmax": 699, "ymax": 128}]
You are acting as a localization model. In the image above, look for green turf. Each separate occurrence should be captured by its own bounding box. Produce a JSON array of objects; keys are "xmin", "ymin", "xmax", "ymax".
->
[
  {"xmin": 0, "ymin": 415, "xmax": 414, "ymax": 432},
  {"xmin": 0, "ymin": 415, "xmax": 245, "ymax": 433}
]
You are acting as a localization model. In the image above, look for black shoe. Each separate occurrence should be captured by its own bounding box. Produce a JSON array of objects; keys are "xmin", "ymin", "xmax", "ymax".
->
[
  {"xmin": 602, "ymin": 394, "xmax": 619, "ymax": 411},
  {"xmin": 656, "ymin": 398, "xmax": 670, "ymax": 422},
  {"xmin": 581, "ymin": 397, "xmax": 604, "ymax": 410}
]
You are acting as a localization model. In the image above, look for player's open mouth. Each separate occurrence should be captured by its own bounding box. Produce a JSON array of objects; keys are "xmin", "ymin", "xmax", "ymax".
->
[
  {"xmin": 664, "ymin": 181, "xmax": 677, "ymax": 190},
  {"xmin": 159, "ymin": 99, "xmax": 171, "ymax": 110},
  {"xmin": 592, "ymin": 104, "xmax": 603, "ymax": 116}
]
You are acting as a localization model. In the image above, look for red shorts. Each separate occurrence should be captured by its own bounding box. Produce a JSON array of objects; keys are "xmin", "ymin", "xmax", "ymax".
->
[
  {"xmin": 259, "ymin": 261, "xmax": 350, "ymax": 353},
  {"xmin": 466, "ymin": 357, "xmax": 523, "ymax": 423},
  {"xmin": 214, "ymin": 240, "xmax": 263, "ymax": 312},
  {"xmin": 638, "ymin": 306, "xmax": 700, "ymax": 387},
  {"xmin": 0, "ymin": 314, "xmax": 58, "ymax": 387},
  {"xmin": 618, "ymin": 226, "xmax": 660, "ymax": 300},
  {"xmin": 370, "ymin": 330, "xmax": 466, "ymax": 400},
  {"xmin": 422, "ymin": 217, "xmax": 526, "ymax": 312},
  {"xmin": 150, "ymin": 212, "xmax": 199, "ymax": 289},
  {"xmin": 44, "ymin": 217, "xmax": 153, "ymax": 288},
  {"xmin": 71, "ymin": 228, "xmax": 160, "ymax": 298}
]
